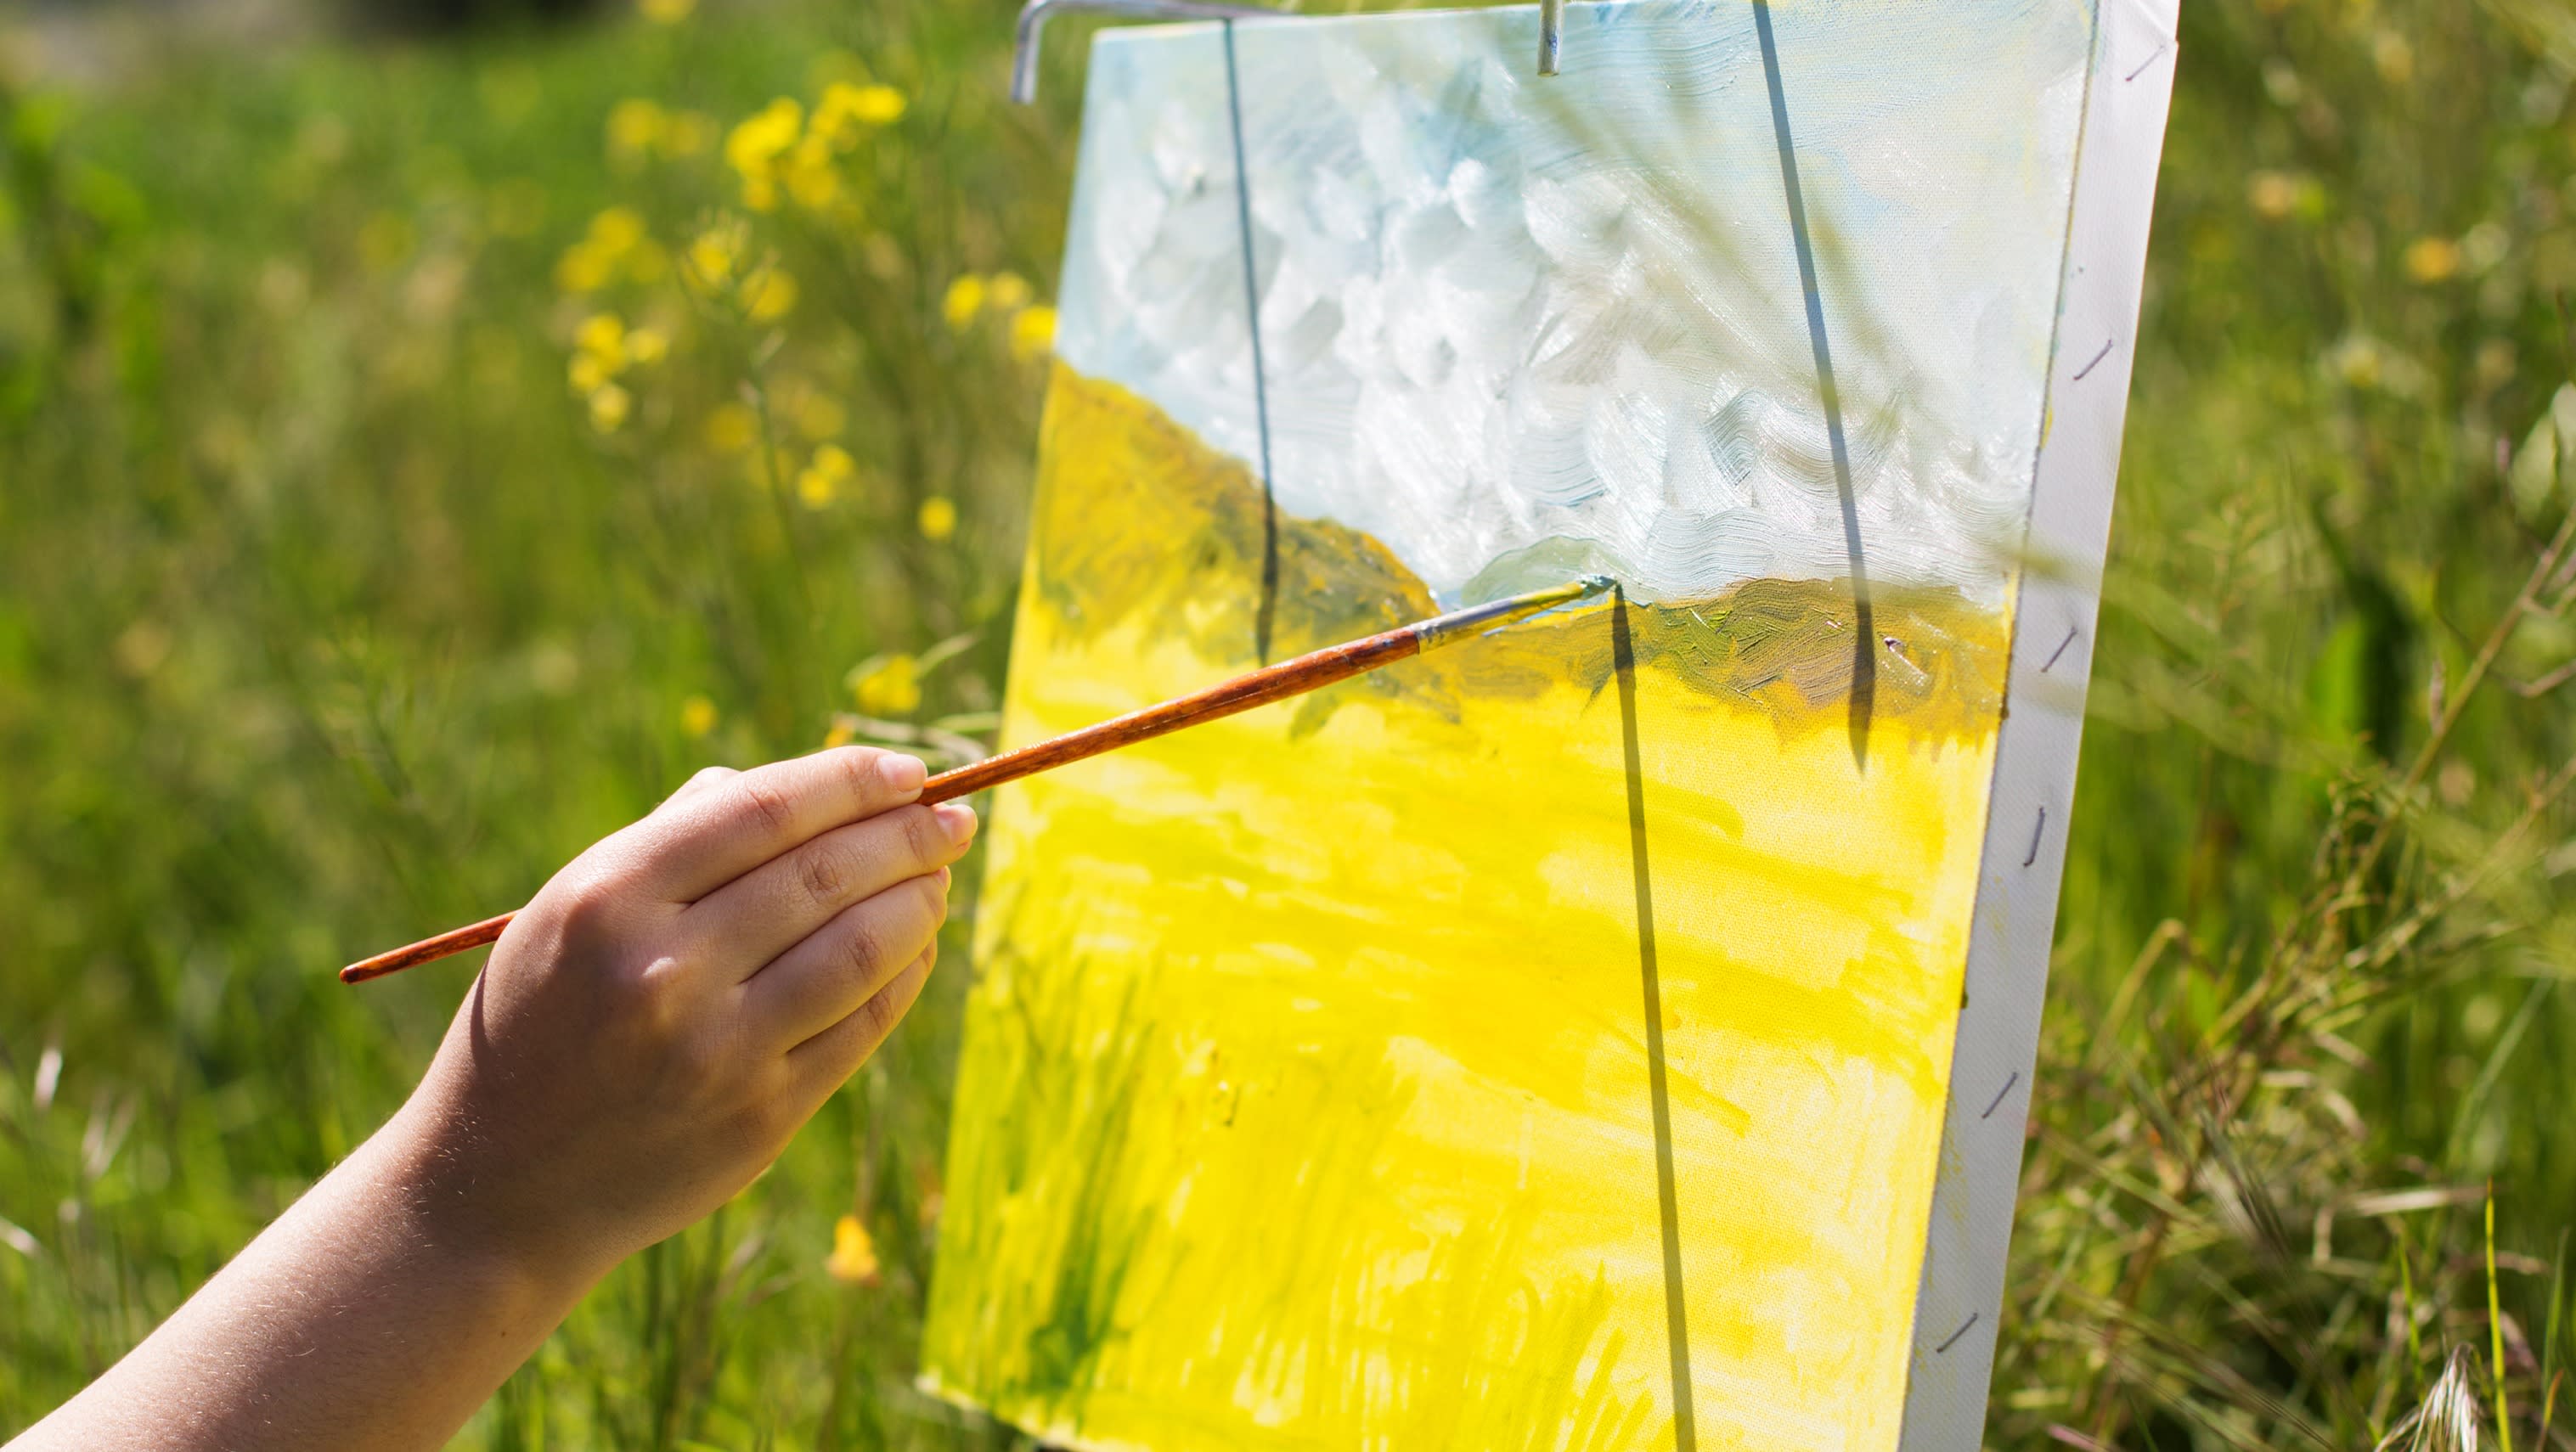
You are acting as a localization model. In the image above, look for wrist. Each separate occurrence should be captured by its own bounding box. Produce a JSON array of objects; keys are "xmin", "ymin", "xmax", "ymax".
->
[{"xmin": 366, "ymin": 1096, "xmax": 616, "ymax": 1317}]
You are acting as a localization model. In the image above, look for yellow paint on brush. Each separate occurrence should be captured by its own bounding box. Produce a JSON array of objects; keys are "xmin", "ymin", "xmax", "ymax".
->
[{"xmin": 922, "ymin": 366, "xmax": 2014, "ymax": 1452}]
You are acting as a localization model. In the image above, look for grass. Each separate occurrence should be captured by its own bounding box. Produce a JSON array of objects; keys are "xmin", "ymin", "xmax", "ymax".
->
[{"xmin": 0, "ymin": 0, "xmax": 2572, "ymax": 1445}]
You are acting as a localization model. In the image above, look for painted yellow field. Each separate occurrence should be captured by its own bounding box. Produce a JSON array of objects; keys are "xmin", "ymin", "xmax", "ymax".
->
[{"xmin": 921, "ymin": 369, "xmax": 2013, "ymax": 1452}]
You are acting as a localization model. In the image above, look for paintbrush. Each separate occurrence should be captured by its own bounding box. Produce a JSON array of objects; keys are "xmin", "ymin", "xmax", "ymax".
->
[{"xmin": 339, "ymin": 574, "xmax": 1615, "ymax": 985}]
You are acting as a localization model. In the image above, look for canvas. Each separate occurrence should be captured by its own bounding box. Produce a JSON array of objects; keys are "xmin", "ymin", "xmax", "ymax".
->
[{"xmin": 921, "ymin": 2, "xmax": 2178, "ymax": 1449}]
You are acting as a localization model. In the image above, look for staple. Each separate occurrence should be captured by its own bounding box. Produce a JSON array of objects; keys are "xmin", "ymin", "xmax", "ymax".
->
[
  {"xmin": 2022, "ymin": 806, "xmax": 2046, "ymax": 867},
  {"xmin": 2123, "ymin": 38, "xmax": 2170, "ymax": 82},
  {"xmin": 1933, "ymin": 1312, "xmax": 1980, "ymax": 1354},
  {"xmin": 2072, "ymin": 338, "xmax": 2116, "ymax": 381},
  {"xmin": 1537, "ymin": 0, "xmax": 1564, "ymax": 76},
  {"xmin": 1980, "ymin": 1072, "xmax": 2019, "ymax": 1120},
  {"xmin": 2040, "ymin": 624, "xmax": 2078, "ymax": 673}
]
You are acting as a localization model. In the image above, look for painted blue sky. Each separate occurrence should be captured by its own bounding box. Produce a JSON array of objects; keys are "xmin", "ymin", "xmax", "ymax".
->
[{"xmin": 1053, "ymin": 0, "xmax": 2096, "ymax": 606}]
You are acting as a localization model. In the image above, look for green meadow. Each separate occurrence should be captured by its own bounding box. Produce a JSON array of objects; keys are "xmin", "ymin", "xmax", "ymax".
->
[{"xmin": 2, "ymin": 0, "xmax": 2572, "ymax": 1446}]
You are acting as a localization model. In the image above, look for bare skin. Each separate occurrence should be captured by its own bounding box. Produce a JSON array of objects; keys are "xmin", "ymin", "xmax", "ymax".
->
[{"xmin": 7, "ymin": 746, "xmax": 975, "ymax": 1452}]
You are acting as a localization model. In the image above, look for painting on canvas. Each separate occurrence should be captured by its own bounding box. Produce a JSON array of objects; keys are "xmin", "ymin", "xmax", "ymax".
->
[{"xmin": 921, "ymin": 2, "xmax": 2176, "ymax": 1448}]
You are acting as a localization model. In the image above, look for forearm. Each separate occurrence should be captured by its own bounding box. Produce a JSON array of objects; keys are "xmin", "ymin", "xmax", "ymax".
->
[{"xmin": 9, "ymin": 1102, "xmax": 598, "ymax": 1452}]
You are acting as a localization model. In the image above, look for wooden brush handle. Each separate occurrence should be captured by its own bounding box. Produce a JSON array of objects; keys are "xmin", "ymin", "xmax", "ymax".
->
[{"xmin": 339, "ymin": 912, "xmax": 517, "ymax": 984}]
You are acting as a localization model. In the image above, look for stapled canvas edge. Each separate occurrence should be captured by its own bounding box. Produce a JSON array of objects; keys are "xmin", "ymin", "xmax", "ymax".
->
[{"xmin": 1893, "ymin": 0, "xmax": 2180, "ymax": 1447}]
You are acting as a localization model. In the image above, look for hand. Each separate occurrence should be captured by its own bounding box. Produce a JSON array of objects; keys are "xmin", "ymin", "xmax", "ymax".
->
[{"xmin": 388, "ymin": 746, "xmax": 976, "ymax": 1291}]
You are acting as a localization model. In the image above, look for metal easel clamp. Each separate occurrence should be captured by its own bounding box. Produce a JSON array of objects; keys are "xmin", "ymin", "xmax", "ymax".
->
[{"xmin": 1012, "ymin": 0, "xmax": 1282, "ymax": 104}]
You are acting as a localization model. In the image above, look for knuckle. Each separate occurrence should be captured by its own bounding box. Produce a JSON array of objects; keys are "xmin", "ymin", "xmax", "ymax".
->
[
  {"xmin": 550, "ymin": 871, "xmax": 628, "ymax": 949},
  {"xmin": 837, "ymin": 748, "xmax": 882, "ymax": 802},
  {"xmin": 856, "ymin": 983, "xmax": 904, "ymax": 1043},
  {"xmin": 902, "ymin": 806, "xmax": 944, "ymax": 864},
  {"xmin": 736, "ymin": 774, "xmax": 798, "ymax": 837},
  {"xmin": 629, "ymin": 960, "xmax": 696, "ymax": 1036},
  {"xmin": 836, "ymin": 913, "xmax": 888, "ymax": 982},
  {"xmin": 797, "ymin": 837, "xmax": 850, "ymax": 905}
]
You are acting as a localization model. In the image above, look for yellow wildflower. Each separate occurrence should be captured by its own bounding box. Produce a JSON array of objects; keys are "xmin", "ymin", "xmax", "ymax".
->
[
  {"xmin": 686, "ymin": 225, "xmax": 740, "ymax": 287},
  {"xmin": 576, "ymin": 312, "xmax": 627, "ymax": 364},
  {"xmin": 942, "ymin": 274, "xmax": 986, "ymax": 331},
  {"xmin": 639, "ymin": 0, "xmax": 695, "ymax": 23},
  {"xmin": 587, "ymin": 383, "xmax": 632, "ymax": 433},
  {"xmin": 987, "ymin": 272, "xmax": 1033, "ymax": 312},
  {"xmin": 785, "ymin": 132, "xmax": 841, "ymax": 210},
  {"xmin": 798, "ymin": 443, "xmax": 856, "ymax": 507},
  {"xmin": 589, "ymin": 205, "xmax": 647, "ymax": 253},
  {"xmin": 826, "ymin": 1214, "xmax": 881, "ymax": 1286},
  {"xmin": 555, "ymin": 241, "xmax": 613, "ymax": 293},
  {"xmin": 848, "ymin": 84, "xmax": 906, "ymax": 125},
  {"xmin": 679, "ymin": 695, "xmax": 719, "ymax": 737},
  {"xmin": 812, "ymin": 82, "xmax": 906, "ymax": 148},
  {"xmin": 851, "ymin": 655, "xmax": 922, "ymax": 716},
  {"xmin": 556, "ymin": 206, "xmax": 648, "ymax": 295},
  {"xmin": 822, "ymin": 717, "xmax": 856, "ymax": 750},
  {"xmin": 795, "ymin": 392, "xmax": 847, "ymax": 440},
  {"xmin": 570, "ymin": 313, "xmax": 634, "ymax": 395},
  {"xmin": 1010, "ymin": 304, "xmax": 1057, "ymax": 361},
  {"xmin": 916, "ymin": 496, "xmax": 958, "ymax": 542},
  {"xmin": 810, "ymin": 88, "xmax": 860, "ymax": 149},
  {"xmin": 703, "ymin": 402, "xmax": 759, "ymax": 453},
  {"xmin": 624, "ymin": 327, "xmax": 669, "ymax": 365},
  {"xmin": 606, "ymin": 98, "xmax": 665, "ymax": 163},
  {"xmin": 725, "ymin": 98, "xmax": 804, "ymax": 212},
  {"xmin": 745, "ymin": 266, "xmax": 799, "ymax": 322},
  {"xmin": 2404, "ymin": 236, "xmax": 2461, "ymax": 284}
]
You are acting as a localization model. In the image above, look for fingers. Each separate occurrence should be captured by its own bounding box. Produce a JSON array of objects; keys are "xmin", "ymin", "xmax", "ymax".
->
[
  {"xmin": 785, "ymin": 943, "xmax": 938, "ymax": 1098},
  {"xmin": 741, "ymin": 869, "xmax": 950, "ymax": 1046},
  {"xmin": 630, "ymin": 747, "xmax": 928, "ymax": 903},
  {"xmin": 679, "ymin": 798, "xmax": 973, "ymax": 972}
]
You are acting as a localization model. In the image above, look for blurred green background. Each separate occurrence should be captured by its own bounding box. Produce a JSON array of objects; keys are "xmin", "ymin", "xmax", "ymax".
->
[{"xmin": 1, "ymin": 0, "xmax": 2571, "ymax": 1446}]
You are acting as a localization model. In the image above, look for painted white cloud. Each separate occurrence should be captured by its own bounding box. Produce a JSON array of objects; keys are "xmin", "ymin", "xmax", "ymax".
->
[{"xmin": 1056, "ymin": 0, "xmax": 2094, "ymax": 605}]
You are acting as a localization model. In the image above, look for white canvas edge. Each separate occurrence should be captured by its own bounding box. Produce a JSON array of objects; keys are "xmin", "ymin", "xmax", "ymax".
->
[{"xmin": 1895, "ymin": 0, "xmax": 2179, "ymax": 1446}]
